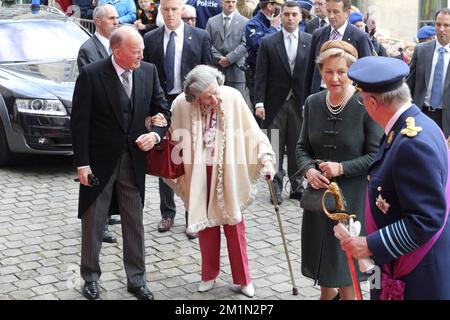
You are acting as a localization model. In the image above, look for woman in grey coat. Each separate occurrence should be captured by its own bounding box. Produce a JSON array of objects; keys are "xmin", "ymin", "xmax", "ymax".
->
[{"xmin": 296, "ymin": 40, "xmax": 383, "ymax": 300}]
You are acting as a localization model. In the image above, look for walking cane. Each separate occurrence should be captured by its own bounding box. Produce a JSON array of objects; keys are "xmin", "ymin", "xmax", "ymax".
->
[
  {"xmin": 266, "ymin": 176, "xmax": 299, "ymax": 296},
  {"xmin": 322, "ymin": 182, "xmax": 363, "ymax": 300}
]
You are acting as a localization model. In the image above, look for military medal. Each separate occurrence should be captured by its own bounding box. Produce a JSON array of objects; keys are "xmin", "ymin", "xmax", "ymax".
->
[{"xmin": 375, "ymin": 194, "xmax": 390, "ymax": 214}]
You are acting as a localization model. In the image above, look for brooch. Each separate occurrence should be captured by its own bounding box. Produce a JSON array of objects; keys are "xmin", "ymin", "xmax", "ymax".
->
[
  {"xmin": 401, "ymin": 117, "xmax": 422, "ymax": 138},
  {"xmin": 375, "ymin": 194, "xmax": 390, "ymax": 214}
]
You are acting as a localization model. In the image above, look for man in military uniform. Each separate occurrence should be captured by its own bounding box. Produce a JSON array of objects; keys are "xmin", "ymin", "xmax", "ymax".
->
[{"xmin": 338, "ymin": 56, "xmax": 450, "ymax": 300}]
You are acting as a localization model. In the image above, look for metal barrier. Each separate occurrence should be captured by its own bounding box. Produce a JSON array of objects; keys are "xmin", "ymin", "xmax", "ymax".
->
[{"xmin": 73, "ymin": 17, "xmax": 96, "ymax": 34}]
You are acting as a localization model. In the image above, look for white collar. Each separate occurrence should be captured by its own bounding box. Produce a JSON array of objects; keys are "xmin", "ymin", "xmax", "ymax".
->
[
  {"xmin": 165, "ymin": 23, "xmax": 184, "ymax": 38},
  {"xmin": 111, "ymin": 55, "xmax": 132, "ymax": 78},
  {"xmin": 94, "ymin": 32, "xmax": 110, "ymax": 51},
  {"xmin": 436, "ymin": 40, "xmax": 450, "ymax": 52},
  {"xmin": 384, "ymin": 102, "xmax": 412, "ymax": 135},
  {"xmin": 223, "ymin": 12, "xmax": 235, "ymax": 21},
  {"xmin": 332, "ymin": 20, "xmax": 348, "ymax": 36},
  {"xmin": 282, "ymin": 28, "xmax": 299, "ymax": 39}
]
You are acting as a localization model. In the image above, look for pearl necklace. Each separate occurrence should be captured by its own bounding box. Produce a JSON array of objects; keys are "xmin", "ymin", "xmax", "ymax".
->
[{"xmin": 326, "ymin": 85, "xmax": 355, "ymax": 115}]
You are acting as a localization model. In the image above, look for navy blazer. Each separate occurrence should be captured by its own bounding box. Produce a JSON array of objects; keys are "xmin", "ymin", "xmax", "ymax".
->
[
  {"xmin": 305, "ymin": 16, "xmax": 322, "ymax": 34},
  {"xmin": 143, "ymin": 24, "xmax": 213, "ymax": 95},
  {"xmin": 254, "ymin": 30, "xmax": 312, "ymax": 128},
  {"xmin": 367, "ymin": 105, "xmax": 450, "ymax": 299},
  {"xmin": 305, "ymin": 23, "xmax": 373, "ymax": 97}
]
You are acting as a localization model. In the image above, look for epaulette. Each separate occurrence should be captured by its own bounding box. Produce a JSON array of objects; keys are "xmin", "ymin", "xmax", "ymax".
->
[{"xmin": 400, "ymin": 117, "xmax": 422, "ymax": 138}]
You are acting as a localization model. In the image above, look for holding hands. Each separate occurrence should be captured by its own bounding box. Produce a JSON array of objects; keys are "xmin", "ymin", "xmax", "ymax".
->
[{"xmin": 145, "ymin": 113, "xmax": 168, "ymax": 130}]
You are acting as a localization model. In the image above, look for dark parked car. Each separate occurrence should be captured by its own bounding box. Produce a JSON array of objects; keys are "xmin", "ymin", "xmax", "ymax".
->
[{"xmin": 0, "ymin": 4, "xmax": 90, "ymax": 165}]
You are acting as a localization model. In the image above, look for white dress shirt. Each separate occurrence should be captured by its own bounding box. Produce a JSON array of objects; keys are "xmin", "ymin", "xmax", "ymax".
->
[
  {"xmin": 94, "ymin": 32, "xmax": 111, "ymax": 54},
  {"xmin": 329, "ymin": 20, "xmax": 348, "ymax": 40},
  {"xmin": 282, "ymin": 27, "xmax": 298, "ymax": 65},
  {"xmin": 112, "ymin": 55, "xmax": 133, "ymax": 88},
  {"xmin": 164, "ymin": 23, "xmax": 184, "ymax": 95},
  {"xmin": 424, "ymin": 42, "xmax": 450, "ymax": 107},
  {"xmin": 384, "ymin": 102, "xmax": 412, "ymax": 136},
  {"xmin": 223, "ymin": 11, "xmax": 235, "ymax": 25}
]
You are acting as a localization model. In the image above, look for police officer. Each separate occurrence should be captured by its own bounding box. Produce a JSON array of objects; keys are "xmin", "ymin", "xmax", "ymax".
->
[{"xmin": 244, "ymin": 0, "xmax": 283, "ymax": 110}]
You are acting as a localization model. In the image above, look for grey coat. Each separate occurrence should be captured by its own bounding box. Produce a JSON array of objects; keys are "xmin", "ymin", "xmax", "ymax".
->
[
  {"xmin": 296, "ymin": 91, "xmax": 383, "ymax": 287},
  {"xmin": 77, "ymin": 34, "xmax": 110, "ymax": 71},
  {"xmin": 407, "ymin": 40, "xmax": 450, "ymax": 137},
  {"xmin": 206, "ymin": 12, "xmax": 248, "ymax": 83}
]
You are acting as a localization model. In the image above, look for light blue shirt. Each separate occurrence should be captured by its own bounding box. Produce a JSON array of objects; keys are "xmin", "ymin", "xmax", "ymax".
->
[{"xmin": 99, "ymin": 0, "xmax": 136, "ymax": 24}]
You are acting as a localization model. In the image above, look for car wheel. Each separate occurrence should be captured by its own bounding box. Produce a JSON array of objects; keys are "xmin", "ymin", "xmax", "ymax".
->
[{"xmin": 0, "ymin": 120, "xmax": 13, "ymax": 166}]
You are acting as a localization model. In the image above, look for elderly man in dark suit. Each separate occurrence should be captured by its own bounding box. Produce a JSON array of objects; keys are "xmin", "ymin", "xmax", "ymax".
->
[
  {"xmin": 254, "ymin": 1, "xmax": 311, "ymax": 204},
  {"xmin": 77, "ymin": 4, "xmax": 118, "ymax": 71},
  {"xmin": 143, "ymin": 0, "xmax": 213, "ymax": 239},
  {"xmin": 77, "ymin": 4, "xmax": 120, "ymax": 244},
  {"xmin": 305, "ymin": 0, "xmax": 328, "ymax": 34},
  {"xmin": 71, "ymin": 26, "xmax": 171, "ymax": 300},
  {"xmin": 305, "ymin": 0, "xmax": 372, "ymax": 96},
  {"xmin": 408, "ymin": 8, "xmax": 450, "ymax": 138},
  {"xmin": 206, "ymin": 0, "xmax": 248, "ymax": 97}
]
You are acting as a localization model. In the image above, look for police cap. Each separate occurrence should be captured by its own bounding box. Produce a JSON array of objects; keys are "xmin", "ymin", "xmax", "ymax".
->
[
  {"xmin": 348, "ymin": 56, "xmax": 410, "ymax": 93},
  {"xmin": 298, "ymin": 0, "xmax": 313, "ymax": 11},
  {"xmin": 417, "ymin": 25, "xmax": 435, "ymax": 40}
]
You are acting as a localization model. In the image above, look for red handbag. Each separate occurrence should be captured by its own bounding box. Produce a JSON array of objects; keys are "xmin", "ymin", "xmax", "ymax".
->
[{"xmin": 145, "ymin": 131, "xmax": 184, "ymax": 179}]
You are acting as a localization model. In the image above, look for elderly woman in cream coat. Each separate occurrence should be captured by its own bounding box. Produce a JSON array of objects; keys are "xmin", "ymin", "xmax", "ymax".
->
[{"xmin": 165, "ymin": 65, "xmax": 275, "ymax": 298}]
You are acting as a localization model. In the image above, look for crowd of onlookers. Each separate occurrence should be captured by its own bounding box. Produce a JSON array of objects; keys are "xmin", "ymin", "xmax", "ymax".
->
[{"xmin": 24, "ymin": 0, "xmax": 437, "ymax": 60}]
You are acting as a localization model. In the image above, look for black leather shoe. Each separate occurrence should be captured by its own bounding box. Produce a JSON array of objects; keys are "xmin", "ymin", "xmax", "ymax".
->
[
  {"xmin": 102, "ymin": 230, "xmax": 117, "ymax": 243},
  {"xmin": 127, "ymin": 285, "xmax": 154, "ymax": 300},
  {"xmin": 108, "ymin": 216, "xmax": 121, "ymax": 225},
  {"xmin": 82, "ymin": 281, "xmax": 99, "ymax": 300}
]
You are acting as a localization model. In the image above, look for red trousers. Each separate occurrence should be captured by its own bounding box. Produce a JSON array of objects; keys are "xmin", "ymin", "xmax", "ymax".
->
[
  {"xmin": 198, "ymin": 219, "xmax": 251, "ymax": 285},
  {"xmin": 198, "ymin": 166, "xmax": 251, "ymax": 285}
]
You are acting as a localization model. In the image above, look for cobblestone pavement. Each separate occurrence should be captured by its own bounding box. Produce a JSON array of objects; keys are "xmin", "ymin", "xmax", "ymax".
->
[{"xmin": 0, "ymin": 155, "xmax": 370, "ymax": 300}]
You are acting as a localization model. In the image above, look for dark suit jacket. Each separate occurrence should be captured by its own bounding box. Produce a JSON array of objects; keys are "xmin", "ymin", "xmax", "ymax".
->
[
  {"xmin": 77, "ymin": 34, "xmax": 109, "ymax": 71},
  {"xmin": 305, "ymin": 16, "xmax": 322, "ymax": 34},
  {"xmin": 143, "ymin": 24, "xmax": 213, "ymax": 95},
  {"xmin": 71, "ymin": 58, "xmax": 171, "ymax": 217},
  {"xmin": 407, "ymin": 40, "xmax": 450, "ymax": 137},
  {"xmin": 254, "ymin": 30, "xmax": 312, "ymax": 128},
  {"xmin": 305, "ymin": 23, "xmax": 373, "ymax": 96}
]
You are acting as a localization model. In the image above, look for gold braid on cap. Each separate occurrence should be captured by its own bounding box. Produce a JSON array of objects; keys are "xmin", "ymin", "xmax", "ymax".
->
[{"xmin": 319, "ymin": 40, "xmax": 359, "ymax": 59}]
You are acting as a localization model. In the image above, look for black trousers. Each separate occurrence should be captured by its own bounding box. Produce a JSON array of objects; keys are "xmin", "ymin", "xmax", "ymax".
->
[
  {"xmin": 422, "ymin": 107, "xmax": 443, "ymax": 130},
  {"xmin": 159, "ymin": 93, "xmax": 179, "ymax": 219}
]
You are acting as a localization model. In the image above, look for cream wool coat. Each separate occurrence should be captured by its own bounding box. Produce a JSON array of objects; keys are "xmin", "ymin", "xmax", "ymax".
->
[{"xmin": 165, "ymin": 86, "xmax": 275, "ymax": 233}]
